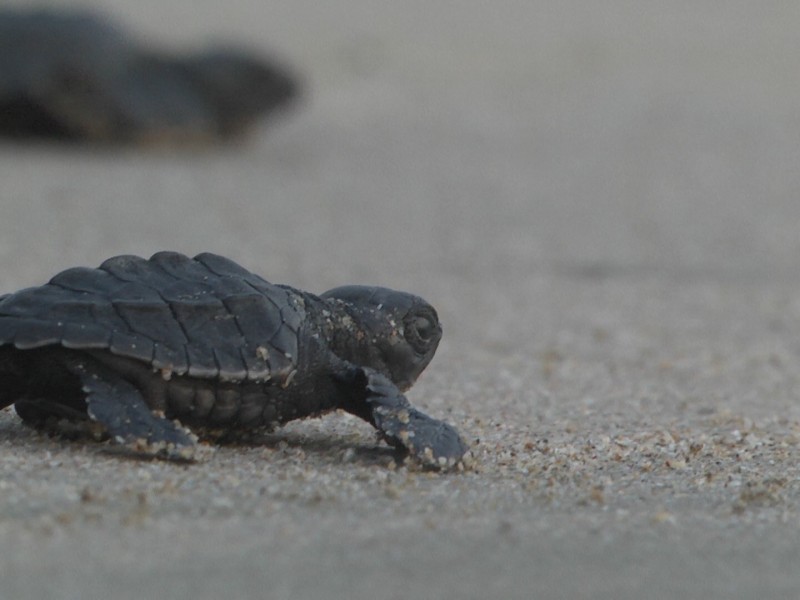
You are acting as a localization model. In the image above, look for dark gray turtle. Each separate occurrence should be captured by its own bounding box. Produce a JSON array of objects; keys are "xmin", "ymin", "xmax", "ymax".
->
[
  {"xmin": 0, "ymin": 252, "xmax": 467, "ymax": 469},
  {"xmin": 0, "ymin": 10, "xmax": 298, "ymax": 142}
]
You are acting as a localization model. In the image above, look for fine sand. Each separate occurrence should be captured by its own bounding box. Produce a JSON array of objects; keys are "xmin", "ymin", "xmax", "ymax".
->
[{"xmin": 2, "ymin": 2, "xmax": 800, "ymax": 598}]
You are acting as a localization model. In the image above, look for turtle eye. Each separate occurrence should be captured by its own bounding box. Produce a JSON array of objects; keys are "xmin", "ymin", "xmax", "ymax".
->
[
  {"xmin": 413, "ymin": 316, "xmax": 435, "ymax": 341},
  {"xmin": 403, "ymin": 310, "xmax": 440, "ymax": 354}
]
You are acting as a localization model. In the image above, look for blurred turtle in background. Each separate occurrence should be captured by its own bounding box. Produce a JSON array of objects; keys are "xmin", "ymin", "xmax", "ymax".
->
[{"xmin": 0, "ymin": 9, "xmax": 299, "ymax": 143}]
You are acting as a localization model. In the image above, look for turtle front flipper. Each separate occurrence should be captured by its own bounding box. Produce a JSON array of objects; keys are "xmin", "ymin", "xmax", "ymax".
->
[
  {"xmin": 342, "ymin": 368, "xmax": 467, "ymax": 469},
  {"xmin": 66, "ymin": 357, "xmax": 197, "ymax": 461}
]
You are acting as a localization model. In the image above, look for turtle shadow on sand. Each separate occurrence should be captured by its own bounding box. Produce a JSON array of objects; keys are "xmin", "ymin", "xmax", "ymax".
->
[
  {"xmin": 0, "ymin": 9, "xmax": 300, "ymax": 145},
  {"xmin": 206, "ymin": 427, "xmax": 409, "ymax": 469},
  {"xmin": 6, "ymin": 401, "xmax": 440, "ymax": 470}
]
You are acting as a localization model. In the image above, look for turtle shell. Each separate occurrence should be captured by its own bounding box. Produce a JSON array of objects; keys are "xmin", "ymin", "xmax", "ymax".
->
[
  {"xmin": 0, "ymin": 9, "xmax": 298, "ymax": 141},
  {"xmin": 0, "ymin": 252, "xmax": 304, "ymax": 383}
]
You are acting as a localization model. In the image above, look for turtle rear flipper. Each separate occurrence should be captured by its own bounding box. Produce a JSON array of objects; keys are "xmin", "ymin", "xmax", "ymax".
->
[
  {"xmin": 342, "ymin": 368, "xmax": 467, "ymax": 469},
  {"xmin": 67, "ymin": 357, "xmax": 197, "ymax": 460}
]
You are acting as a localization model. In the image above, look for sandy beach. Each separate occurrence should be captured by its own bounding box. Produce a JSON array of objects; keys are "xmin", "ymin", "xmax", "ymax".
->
[{"xmin": 2, "ymin": 2, "xmax": 800, "ymax": 598}]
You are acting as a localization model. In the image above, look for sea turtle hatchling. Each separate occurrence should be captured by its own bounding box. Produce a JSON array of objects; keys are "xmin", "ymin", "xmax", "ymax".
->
[
  {"xmin": 0, "ymin": 252, "xmax": 467, "ymax": 469},
  {"xmin": 0, "ymin": 9, "xmax": 298, "ymax": 142}
]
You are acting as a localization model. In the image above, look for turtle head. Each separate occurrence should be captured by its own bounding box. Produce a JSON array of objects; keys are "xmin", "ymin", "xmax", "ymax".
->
[
  {"xmin": 183, "ymin": 49, "xmax": 299, "ymax": 135},
  {"xmin": 321, "ymin": 285, "xmax": 442, "ymax": 391}
]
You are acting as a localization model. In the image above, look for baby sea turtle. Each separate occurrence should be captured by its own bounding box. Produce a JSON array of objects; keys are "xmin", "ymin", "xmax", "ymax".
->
[
  {"xmin": 0, "ymin": 252, "xmax": 467, "ymax": 469},
  {"xmin": 0, "ymin": 9, "xmax": 298, "ymax": 142}
]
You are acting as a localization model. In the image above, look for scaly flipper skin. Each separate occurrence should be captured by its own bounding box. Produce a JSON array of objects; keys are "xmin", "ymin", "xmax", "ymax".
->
[
  {"xmin": 67, "ymin": 357, "xmax": 196, "ymax": 460},
  {"xmin": 355, "ymin": 369, "xmax": 467, "ymax": 469}
]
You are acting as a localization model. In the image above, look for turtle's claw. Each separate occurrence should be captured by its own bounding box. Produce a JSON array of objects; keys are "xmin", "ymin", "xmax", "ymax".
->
[
  {"xmin": 364, "ymin": 372, "xmax": 468, "ymax": 469},
  {"xmin": 383, "ymin": 408, "xmax": 468, "ymax": 470}
]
